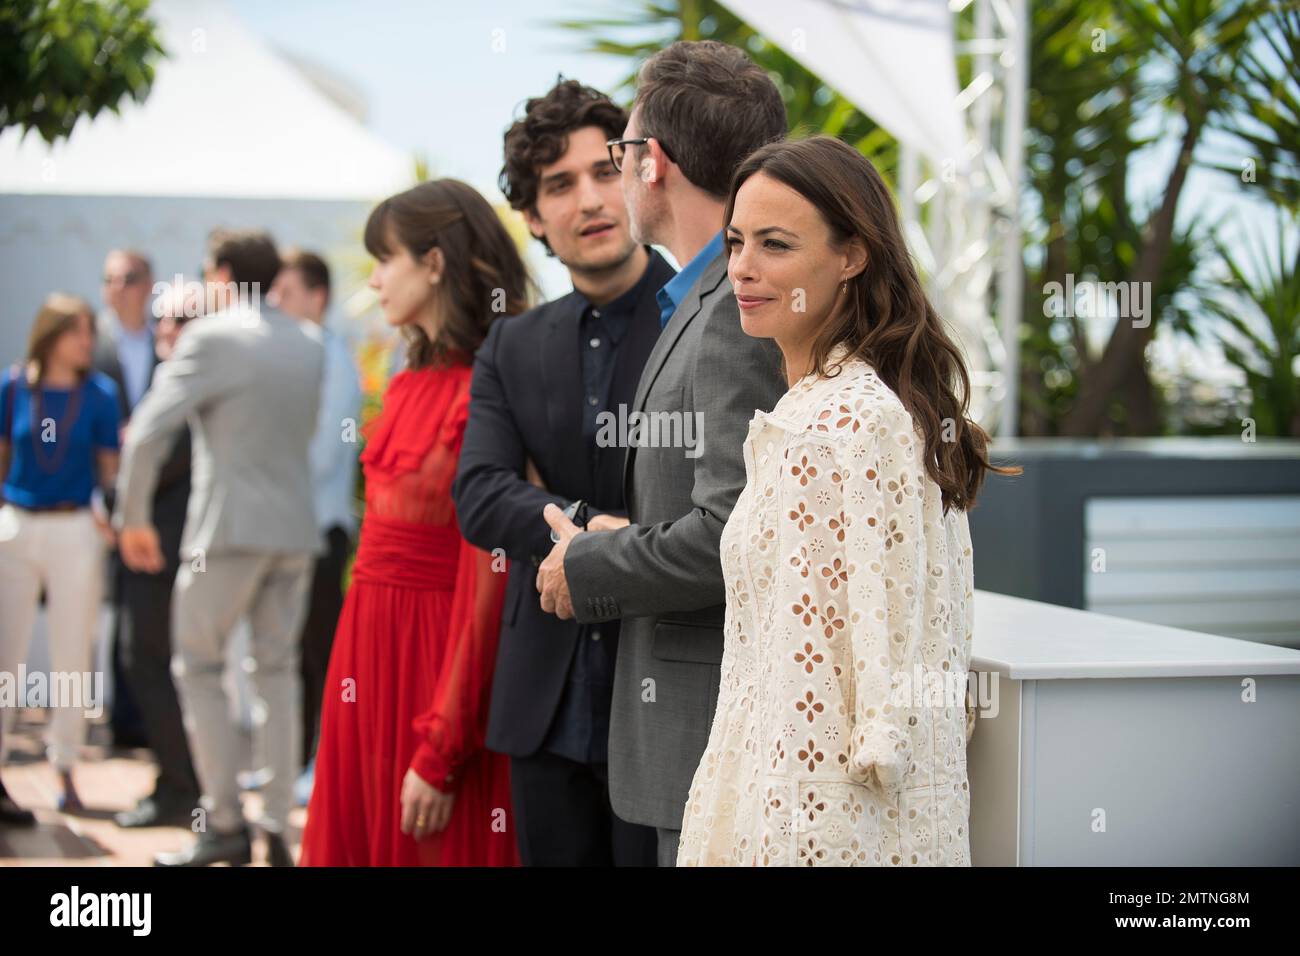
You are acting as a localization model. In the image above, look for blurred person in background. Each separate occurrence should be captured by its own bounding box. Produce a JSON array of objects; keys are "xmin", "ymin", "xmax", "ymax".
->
[
  {"xmin": 115, "ymin": 229, "xmax": 323, "ymax": 867},
  {"xmin": 300, "ymin": 180, "xmax": 528, "ymax": 867},
  {"xmin": 268, "ymin": 249, "xmax": 362, "ymax": 807},
  {"xmin": 96, "ymin": 249, "xmax": 156, "ymax": 420},
  {"xmin": 96, "ymin": 249, "xmax": 156, "ymax": 752},
  {"xmin": 111, "ymin": 280, "xmax": 204, "ymax": 830},
  {"xmin": 0, "ymin": 293, "xmax": 122, "ymax": 813}
]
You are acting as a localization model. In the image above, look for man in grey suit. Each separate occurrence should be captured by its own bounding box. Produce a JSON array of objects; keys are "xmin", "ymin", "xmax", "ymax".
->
[
  {"xmin": 114, "ymin": 229, "xmax": 323, "ymax": 867},
  {"xmin": 537, "ymin": 40, "xmax": 788, "ymax": 866}
]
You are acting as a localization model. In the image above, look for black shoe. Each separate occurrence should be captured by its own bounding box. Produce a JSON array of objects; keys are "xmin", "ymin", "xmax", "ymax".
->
[
  {"xmin": 0, "ymin": 792, "xmax": 36, "ymax": 828},
  {"xmin": 111, "ymin": 730, "xmax": 150, "ymax": 750},
  {"xmin": 115, "ymin": 792, "xmax": 198, "ymax": 829},
  {"xmin": 154, "ymin": 826, "xmax": 252, "ymax": 867},
  {"xmin": 265, "ymin": 831, "xmax": 295, "ymax": 867}
]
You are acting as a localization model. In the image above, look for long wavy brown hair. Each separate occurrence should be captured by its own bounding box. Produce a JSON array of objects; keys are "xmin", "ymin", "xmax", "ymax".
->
[
  {"xmin": 365, "ymin": 179, "xmax": 533, "ymax": 369},
  {"xmin": 725, "ymin": 135, "xmax": 1019, "ymax": 512}
]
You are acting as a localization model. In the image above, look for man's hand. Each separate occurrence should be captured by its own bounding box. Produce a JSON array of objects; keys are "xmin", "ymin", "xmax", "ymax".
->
[
  {"xmin": 119, "ymin": 525, "xmax": 164, "ymax": 574},
  {"xmin": 537, "ymin": 503, "xmax": 582, "ymax": 620},
  {"xmin": 586, "ymin": 514, "xmax": 629, "ymax": 532}
]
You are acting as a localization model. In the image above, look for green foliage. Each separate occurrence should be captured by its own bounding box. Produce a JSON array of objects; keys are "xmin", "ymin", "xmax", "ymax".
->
[
  {"xmin": 1018, "ymin": 0, "xmax": 1144, "ymax": 432},
  {"xmin": 1213, "ymin": 2, "xmax": 1300, "ymax": 211},
  {"xmin": 1209, "ymin": 214, "xmax": 1300, "ymax": 436},
  {"xmin": 1017, "ymin": 0, "xmax": 1277, "ymax": 435},
  {"xmin": 0, "ymin": 0, "xmax": 165, "ymax": 145}
]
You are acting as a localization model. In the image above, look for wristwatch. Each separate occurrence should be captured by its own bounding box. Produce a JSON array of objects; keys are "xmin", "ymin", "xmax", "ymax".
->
[{"xmin": 551, "ymin": 498, "xmax": 590, "ymax": 542}]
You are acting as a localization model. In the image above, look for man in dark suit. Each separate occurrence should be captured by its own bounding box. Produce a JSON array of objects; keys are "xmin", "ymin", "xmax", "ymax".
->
[
  {"xmin": 453, "ymin": 79, "xmax": 670, "ymax": 866},
  {"xmin": 95, "ymin": 249, "xmax": 158, "ymax": 424},
  {"xmin": 111, "ymin": 283, "xmax": 202, "ymax": 829},
  {"xmin": 95, "ymin": 248, "xmax": 158, "ymax": 750},
  {"xmin": 536, "ymin": 41, "xmax": 789, "ymax": 867}
]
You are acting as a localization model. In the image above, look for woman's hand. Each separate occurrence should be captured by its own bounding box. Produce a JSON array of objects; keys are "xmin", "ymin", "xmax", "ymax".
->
[{"xmin": 399, "ymin": 766, "xmax": 454, "ymax": 841}]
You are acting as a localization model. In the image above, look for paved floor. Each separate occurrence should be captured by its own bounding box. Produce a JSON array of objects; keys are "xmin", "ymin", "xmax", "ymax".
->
[{"xmin": 0, "ymin": 710, "xmax": 306, "ymax": 866}]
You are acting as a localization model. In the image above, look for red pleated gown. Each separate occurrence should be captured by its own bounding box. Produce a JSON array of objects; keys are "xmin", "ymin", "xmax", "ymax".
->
[{"xmin": 300, "ymin": 359, "xmax": 518, "ymax": 866}]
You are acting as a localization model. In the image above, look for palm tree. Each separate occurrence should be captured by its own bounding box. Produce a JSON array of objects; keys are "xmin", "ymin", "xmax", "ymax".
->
[
  {"xmin": 1209, "ymin": 213, "xmax": 1300, "ymax": 436},
  {"xmin": 1214, "ymin": 1, "xmax": 1300, "ymax": 213},
  {"xmin": 1060, "ymin": 0, "xmax": 1260, "ymax": 435}
]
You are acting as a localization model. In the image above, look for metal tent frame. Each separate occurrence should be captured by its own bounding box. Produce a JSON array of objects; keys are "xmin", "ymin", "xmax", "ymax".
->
[
  {"xmin": 721, "ymin": 0, "xmax": 1028, "ymax": 436},
  {"xmin": 899, "ymin": 0, "xmax": 1027, "ymax": 437}
]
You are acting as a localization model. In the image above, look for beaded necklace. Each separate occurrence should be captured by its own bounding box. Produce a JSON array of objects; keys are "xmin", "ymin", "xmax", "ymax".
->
[{"xmin": 29, "ymin": 375, "xmax": 85, "ymax": 475}]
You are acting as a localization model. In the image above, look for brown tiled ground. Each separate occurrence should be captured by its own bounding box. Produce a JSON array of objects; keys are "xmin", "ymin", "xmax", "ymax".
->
[{"xmin": 0, "ymin": 710, "xmax": 306, "ymax": 866}]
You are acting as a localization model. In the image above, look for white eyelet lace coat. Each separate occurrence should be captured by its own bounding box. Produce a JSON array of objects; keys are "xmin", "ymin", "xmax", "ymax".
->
[{"xmin": 677, "ymin": 345, "xmax": 975, "ymax": 866}]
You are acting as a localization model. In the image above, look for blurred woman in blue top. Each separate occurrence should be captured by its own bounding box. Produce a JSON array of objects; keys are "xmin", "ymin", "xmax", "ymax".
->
[{"xmin": 0, "ymin": 293, "xmax": 121, "ymax": 812}]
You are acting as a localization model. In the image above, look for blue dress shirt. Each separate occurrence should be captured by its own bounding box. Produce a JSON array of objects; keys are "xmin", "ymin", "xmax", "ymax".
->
[{"xmin": 655, "ymin": 231, "xmax": 726, "ymax": 328}]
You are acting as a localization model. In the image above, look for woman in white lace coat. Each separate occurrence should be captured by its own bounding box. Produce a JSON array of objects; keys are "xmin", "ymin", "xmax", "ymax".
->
[{"xmin": 677, "ymin": 136, "xmax": 1015, "ymax": 866}]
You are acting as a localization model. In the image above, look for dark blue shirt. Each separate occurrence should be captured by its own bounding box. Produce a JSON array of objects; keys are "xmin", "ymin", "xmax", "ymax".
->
[
  {"xmin": 1, "ymin": 370, "xmax": 120, "ymax": 508},
  {"xmin": 541, "ymin": 257, "xmax": 660, "ymax": 766}
]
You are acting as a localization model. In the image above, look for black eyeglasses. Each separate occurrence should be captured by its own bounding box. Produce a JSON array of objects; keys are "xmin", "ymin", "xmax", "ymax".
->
[{"xmin": 606, "ymin": 136, "xmax": 674, "ymax": 173}]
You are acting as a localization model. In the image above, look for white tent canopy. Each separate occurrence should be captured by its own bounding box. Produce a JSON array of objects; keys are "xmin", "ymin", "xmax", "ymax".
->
[
  {"xmin": 718, "ymin": 0, "xmax": 965, "ymax": 167},
  {"xmin": 0, "ymin": 0, "xmax": 416, "ymax": 364},
  {"xmin": 0, "ymin": 0, "xmax": 411, "ymax": 199}
]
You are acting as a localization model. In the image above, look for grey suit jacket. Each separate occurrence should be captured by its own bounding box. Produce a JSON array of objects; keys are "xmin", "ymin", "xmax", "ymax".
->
[
  {"xmin": 564, "ymin": 252, "xmax": 786, "ymax": 830},
  {"xmin": 113, "ymin": 305, "xmax": 324, "ymax": 559}
]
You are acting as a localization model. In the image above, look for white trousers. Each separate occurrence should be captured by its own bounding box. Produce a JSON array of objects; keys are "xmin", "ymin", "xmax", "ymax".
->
[{"xmin": 0, "ymin": 503, "xmax": 105, "ymax": 770}]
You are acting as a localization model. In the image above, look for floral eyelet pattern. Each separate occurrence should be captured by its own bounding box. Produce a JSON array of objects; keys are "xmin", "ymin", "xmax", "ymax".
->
[{"xmin": 678, "ymin": 347, "xmax": 975, "ymax": 867}]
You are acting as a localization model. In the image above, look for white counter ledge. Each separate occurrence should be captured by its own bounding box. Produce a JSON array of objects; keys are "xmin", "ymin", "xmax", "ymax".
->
[
  {"xmin": 965, "ymin": 590, "xmax": 1300, "ymax": 866},
  {"xmin": 972, "ymin": 590, "xmax": 1300, "ymax": 680}
]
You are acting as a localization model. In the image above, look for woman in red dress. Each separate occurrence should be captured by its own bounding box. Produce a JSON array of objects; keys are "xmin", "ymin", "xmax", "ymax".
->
[{"xmin": 300, "ymin": 179, "xmax": 531, "ymax": 866}]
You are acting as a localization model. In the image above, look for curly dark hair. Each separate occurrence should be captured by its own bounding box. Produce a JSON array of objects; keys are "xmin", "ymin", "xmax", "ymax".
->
[{"xmin": 499, "ymin": 77, "xmax": 628, "ymax": 229}]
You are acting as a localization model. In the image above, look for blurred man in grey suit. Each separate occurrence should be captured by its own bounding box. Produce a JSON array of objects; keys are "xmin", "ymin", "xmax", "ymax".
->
[
  {"xmin": 114, "ymin": 229, "xmax": 323, "ymax": 867},
  {"xmin": 537, "ymin": 41, "xmax": 788, "ymax": 866}
]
